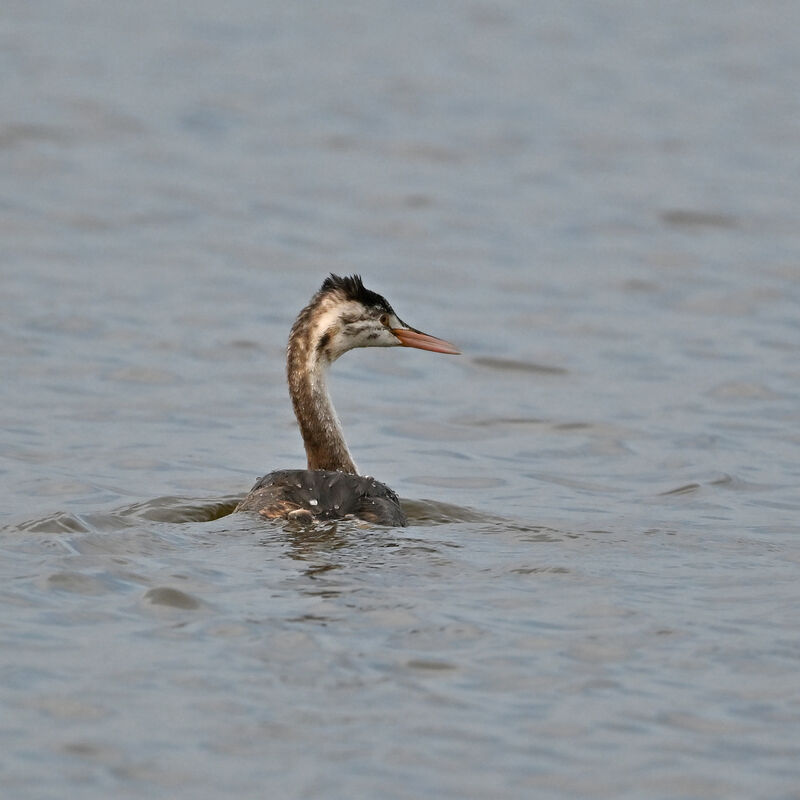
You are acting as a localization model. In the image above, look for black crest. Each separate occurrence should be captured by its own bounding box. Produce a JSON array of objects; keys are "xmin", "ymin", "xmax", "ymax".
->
[{"xmin": 320, "ymin": 274, "xmax": 393, "ymax": 313}]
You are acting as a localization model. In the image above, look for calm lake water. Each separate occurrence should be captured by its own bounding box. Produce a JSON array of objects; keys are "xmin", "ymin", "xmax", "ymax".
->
[{"xmin": 2, "ymin": 1, "xmax": 800, "ymax": 798}]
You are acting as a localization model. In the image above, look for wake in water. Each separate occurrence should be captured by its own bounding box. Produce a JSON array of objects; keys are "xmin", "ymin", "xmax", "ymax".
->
[{"xmin": 1, "ymin": 494, "xmax": 491, "ymax": 535}]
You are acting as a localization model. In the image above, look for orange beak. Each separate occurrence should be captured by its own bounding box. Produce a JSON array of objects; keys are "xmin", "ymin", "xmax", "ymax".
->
[{"xmin": 391, "ymin": 326, "xmax": 460, "ymax": 355}]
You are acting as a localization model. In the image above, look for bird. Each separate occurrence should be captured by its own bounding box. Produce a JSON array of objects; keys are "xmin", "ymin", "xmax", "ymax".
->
[{"xmin": 236, "ymin": 274, "xmax": 459, "ymax": 526}]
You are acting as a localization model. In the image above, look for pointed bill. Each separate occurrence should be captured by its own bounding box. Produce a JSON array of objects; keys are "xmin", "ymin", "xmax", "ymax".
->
[{"xmin": 391, "ymin": 326, "xmax": 460, "ymax": 355}]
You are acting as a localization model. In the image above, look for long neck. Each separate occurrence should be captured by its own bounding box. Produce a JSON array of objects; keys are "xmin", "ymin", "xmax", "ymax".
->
[{"xmin": 287, "ymin": 330, "xmax": 358, "ymax": 474}]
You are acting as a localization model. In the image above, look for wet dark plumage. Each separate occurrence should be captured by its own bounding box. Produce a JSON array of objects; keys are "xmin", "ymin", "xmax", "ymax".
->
[
  {"xmin": 237, "ymin": 469, "xmax": 406, "ymax": 526},
  {"xmin": 320, "ymin": 273, "xmax": 394, "ymax": 313}
]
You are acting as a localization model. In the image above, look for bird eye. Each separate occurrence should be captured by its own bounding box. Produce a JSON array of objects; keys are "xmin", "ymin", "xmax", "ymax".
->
[{"xmin": 379, "ymin": 313, "xmax": 390, "ymax": 327}]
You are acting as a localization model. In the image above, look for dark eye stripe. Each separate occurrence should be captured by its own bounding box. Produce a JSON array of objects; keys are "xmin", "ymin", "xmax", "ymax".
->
[{"xmin": 348, "ymin": 320, "xmax": 372, "ymax": 332}]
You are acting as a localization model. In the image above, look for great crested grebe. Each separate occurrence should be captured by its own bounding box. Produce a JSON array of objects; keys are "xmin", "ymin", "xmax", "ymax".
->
[{"xmin": 236, "ymin": 274, "xmax": 459, "ymax": 526}]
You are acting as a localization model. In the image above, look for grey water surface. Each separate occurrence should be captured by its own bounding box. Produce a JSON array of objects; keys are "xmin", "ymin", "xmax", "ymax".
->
[{"xmin": 2, "ymin": 1, "xmax": 800, "ymax": 798}]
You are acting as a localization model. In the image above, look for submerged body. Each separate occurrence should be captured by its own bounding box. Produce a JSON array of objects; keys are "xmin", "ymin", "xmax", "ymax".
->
[
  {"xmin": 237, "ymin": 469, "xmax": 406, "ymax": 526},
  {"xmin": 236, "ymin": 274, "xmax": 458, "ymax": 526}
]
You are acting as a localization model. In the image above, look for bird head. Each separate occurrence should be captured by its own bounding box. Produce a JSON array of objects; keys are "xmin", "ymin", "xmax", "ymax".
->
[{"xmin": 309, "ymin": 274, "xmax": 460, "ymax": 363}]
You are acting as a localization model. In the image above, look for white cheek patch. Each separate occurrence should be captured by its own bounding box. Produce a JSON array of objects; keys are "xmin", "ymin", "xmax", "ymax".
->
[
  {"xmin": 311, "ymin": 303, "xmax": 348, "ymax": 341},
  {"xmin": 311, "ymin": 300, "xmax": 399, "ymax": 361},
  {"xmin": 310, "ymin": 301, "xmax": 361, "ymax": 363}
]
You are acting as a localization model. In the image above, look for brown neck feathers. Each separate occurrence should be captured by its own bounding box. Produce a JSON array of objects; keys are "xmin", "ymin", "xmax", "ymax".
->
[{"xmin": 286, "ymin": 321, "xmax": 357, "ymax": 474}]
